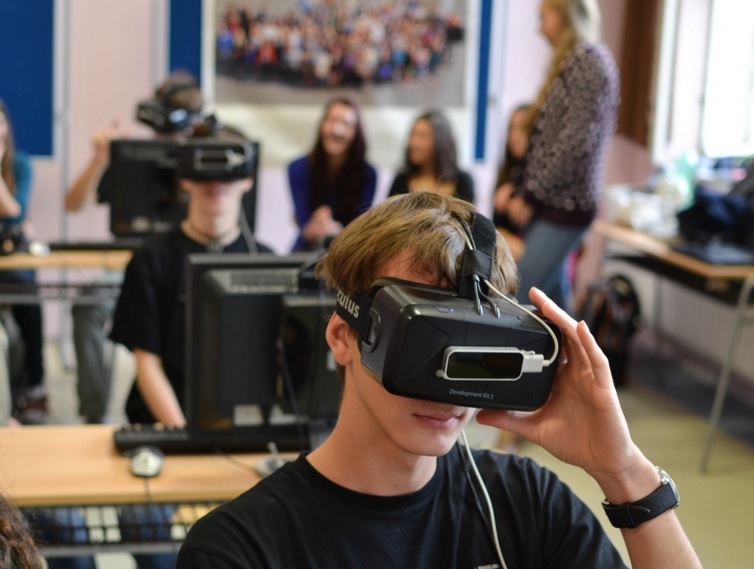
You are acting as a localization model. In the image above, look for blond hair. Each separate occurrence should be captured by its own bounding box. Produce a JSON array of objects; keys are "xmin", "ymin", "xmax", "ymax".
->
[
  {"xmin": 526, "ymin": 0, "xmax": 602, "ymax": 134},
  {"xmin": 319, "ymin": 192, "xmax": 519, "ymax": 301}
]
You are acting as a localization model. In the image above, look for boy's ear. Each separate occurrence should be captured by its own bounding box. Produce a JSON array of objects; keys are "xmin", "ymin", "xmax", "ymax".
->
[{"xmin": 325, "ymin": 312, "xmax": 355, "ymax": 367}]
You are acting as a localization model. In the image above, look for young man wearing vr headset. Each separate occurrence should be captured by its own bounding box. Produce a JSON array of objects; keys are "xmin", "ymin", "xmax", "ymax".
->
[
  {"xmin": 63, "ymin": 71, "xmax": 205, "ymax": 425},
  {"xmin": 176, "ymin": 192, "xmax": 701, "ymax": 568},
  {"xmin": 108, "ymin": 128, "xmax": 269, "ymax": 569},
  {"xmin": 110, "ymin": 127, "xmax": 269, "ymax": 427}
]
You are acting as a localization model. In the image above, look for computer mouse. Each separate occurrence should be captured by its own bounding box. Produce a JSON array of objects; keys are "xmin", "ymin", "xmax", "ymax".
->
[{"xmin": 129, "ymin": 445, "xmax": 164, "ymax": 478}]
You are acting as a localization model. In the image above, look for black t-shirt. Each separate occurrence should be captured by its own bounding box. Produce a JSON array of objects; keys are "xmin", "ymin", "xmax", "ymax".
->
[
  {"xmin": 176, "ymin": 448, "xmax": 627, "ymax": 568},
  {"xmin": 109, "ymin": 228, "xmax": 271, "ymax": 424}
]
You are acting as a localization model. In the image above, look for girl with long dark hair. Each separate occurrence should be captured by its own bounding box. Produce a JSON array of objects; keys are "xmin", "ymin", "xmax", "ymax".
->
[
  {"xmin": 388, "ymin": 109, "xmax": 474, "ymax": 203},
  {"xmin": 288, "ymin": 98, "xmax": 377, "ymax": 251}
]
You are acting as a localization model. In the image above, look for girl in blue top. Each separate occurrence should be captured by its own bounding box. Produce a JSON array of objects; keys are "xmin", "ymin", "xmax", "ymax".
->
[
  {"xmin": 287, "ymin": 97, "xmax": 376, "ymax": 251},
  {"xmin": 0, "ymin": 99, "xmax": 46, "ymax": 424}
]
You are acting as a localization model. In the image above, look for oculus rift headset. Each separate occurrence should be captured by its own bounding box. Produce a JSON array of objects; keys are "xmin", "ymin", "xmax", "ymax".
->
[
  {"xmin": 334, "ymin": 211, "xmax": 562, "ymax": 410},
  {"xmin": 175, "ymin": 135, "xmax": 257, "ymax": 181},
  {"xmin": 136, "ymin": 81, "xmax": 206, "ymax": 134}
]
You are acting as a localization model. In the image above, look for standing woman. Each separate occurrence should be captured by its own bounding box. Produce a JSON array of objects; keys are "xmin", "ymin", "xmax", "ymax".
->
[
  {"xmin": 388, "ymin": 109, "xmax": 474, "ymax": 203},
  {"xmin": 288, "ymin": 97, "xmax": 377, "ymax": 251},
  {"xmin": 0, "ymin": 99, "xmax": 46, "ymax": 424},
  {"xmin": 500, "ymin": 0, "xmax": 619, "ymax": 310}
]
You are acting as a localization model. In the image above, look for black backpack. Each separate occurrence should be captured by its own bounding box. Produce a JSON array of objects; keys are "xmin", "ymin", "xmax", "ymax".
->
[{"xmin": 578, "ymin": 274, "xmax": 641, "ymax": 386}]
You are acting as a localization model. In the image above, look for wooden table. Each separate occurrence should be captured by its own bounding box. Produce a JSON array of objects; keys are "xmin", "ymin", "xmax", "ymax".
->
[
  {"xmin": 0, "ymin": 250, "xmax": 132, "ymax": 271},
  {"xmin": 592, "ymin": 220, "xmax": 754, "ymax": 282},
  {"xmin": 592, "ymin": 220, "xmax": 754, "ymax": 472},
  {"xmin": 0, "ymin": 424, "xmax": 263, "ymax": 506},
  {"xmin": 0, "ymin": 424, "xmax": 270, "ymax": 556},
  {"xmin": 0, "ymin": 250, "xmax": 131, "ymax": 304}
]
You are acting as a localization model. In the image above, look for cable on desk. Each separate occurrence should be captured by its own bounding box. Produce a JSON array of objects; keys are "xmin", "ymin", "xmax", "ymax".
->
[{"xmin": 211, "ymin": 446, "xmax": 260, "ymax": 474}]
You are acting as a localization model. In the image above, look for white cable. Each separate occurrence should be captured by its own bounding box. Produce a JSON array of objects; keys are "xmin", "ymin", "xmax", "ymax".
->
[
  {"xmin": 483, "ymin": 279, "xmax": 560, "ymax": 367},
  {"xmin": 460, "ymin": 429, "xmax": 509, "ymax": 569},
  {"xmin": 455, "ymin": 219, "xmax": 558, "ymax": 366}
]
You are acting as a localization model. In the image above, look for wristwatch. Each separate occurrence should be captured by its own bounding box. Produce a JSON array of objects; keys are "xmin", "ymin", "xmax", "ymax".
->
[{"xmin": 602, "ymin": 467, "xmax": 680, "ymax": 529}]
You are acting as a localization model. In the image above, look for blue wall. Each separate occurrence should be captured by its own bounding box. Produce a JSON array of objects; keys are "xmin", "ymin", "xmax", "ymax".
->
[
  {"xmin": 0, "ymin": 0, "xmax": 203, "ymax": 158},
  {"xmin": 0, "ymin": 1, "xmax": 55, "ymax": 157},
  {"xmin": 170, "ymin": 0, "xmax": 203, "ymax": 83}
]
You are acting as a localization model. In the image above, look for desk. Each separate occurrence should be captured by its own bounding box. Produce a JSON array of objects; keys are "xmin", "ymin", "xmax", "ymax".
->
[
  {"xmin": 0, "ymin": 250, "xmax": 132, "ymax": 271},
  {"xmin": 0, "ymin": 251, "xmax": 130, "ymax": 306},
  {"xmin": 592, "ymin": 220, "xmax": 754, "ymax": 472},
  {"xmin": 0, "ymin": 424, "xmax": 267, "ymax": 555}
]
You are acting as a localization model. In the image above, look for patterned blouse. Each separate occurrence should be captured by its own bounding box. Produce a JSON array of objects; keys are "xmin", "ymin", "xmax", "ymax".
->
[{"xmin": 520, "ymin": 42, "xmax": 619, "ymax": 227}]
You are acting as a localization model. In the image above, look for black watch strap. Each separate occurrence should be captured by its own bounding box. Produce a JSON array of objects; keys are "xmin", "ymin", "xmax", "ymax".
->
[{"xmin": 602, "ymin": 467, "xmax": 680, "ymax": 529}]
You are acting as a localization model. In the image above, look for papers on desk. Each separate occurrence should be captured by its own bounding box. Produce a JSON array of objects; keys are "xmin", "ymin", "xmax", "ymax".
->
[{"xmin": 602, "ymin": 184, "xmax": 679, "ymax": 239}]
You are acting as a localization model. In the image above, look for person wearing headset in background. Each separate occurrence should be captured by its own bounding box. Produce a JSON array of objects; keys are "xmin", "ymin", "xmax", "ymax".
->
[
  {"xmin": 0, "ymin": 99, "xmax": 47, "ymax": 425},
  {"xmin": 109, "ymin": 126, "xmax": 270, "ymax": 428},
  {"xmin": 175, "ymin": 192, "xmax": 701, "ymax": 569},
  {"xmin": 497, "ymin": 0, "xmax": 619, "ymax": 312},
  {"xmin": 63, "ymin": 71, "xmax": 204, "ymax": 424},
  {"xmin": 287, "ymin": 97, "xmax": 377, "ymax": 252},
  {"xmin": 108, "ymin": 126, "xmax": 270, "ymax": 569},
  {"xmin": 388, "ymin": 109, "xmax": 475, "ymax": 203}
]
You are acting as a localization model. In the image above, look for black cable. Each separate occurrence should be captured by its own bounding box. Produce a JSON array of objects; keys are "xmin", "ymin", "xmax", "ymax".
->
[
  {"xmin": 211, "ymin": 446, "xmax": 258, "ymax": 474},
  {"xmin": 239, "ymin": 207, "xmax": 259, "ymax": 253},
  {"xmin": 277, "ymin": 335, "xmax": 311, "ymax": 450}
]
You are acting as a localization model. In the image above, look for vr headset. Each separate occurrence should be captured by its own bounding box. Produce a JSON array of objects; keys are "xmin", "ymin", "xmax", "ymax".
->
[
  {"xmin": 136, "ymin": 81, "xmax": 205, "ymax": 134},
  {"xmin": 136, "ymin": 100, "xmax": 204, "ymax": 134},
  {"xmin": 334, "ymin": 213, "xmax": 562, "ymax": 410},
  {"xmin": 176, "ymin": 137, "xmax": 257, "ymax": 181}
]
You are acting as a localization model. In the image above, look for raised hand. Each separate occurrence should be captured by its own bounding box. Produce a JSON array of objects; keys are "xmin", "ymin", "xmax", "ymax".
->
[{"xmin": 476, "ymin": 287, "xmax": 644, "ymax": 481}]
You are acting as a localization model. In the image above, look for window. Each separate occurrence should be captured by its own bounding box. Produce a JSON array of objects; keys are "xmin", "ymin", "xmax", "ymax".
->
[{"xmin": 701, "ymin": 0, "xmax": 754, "ymax": 157}]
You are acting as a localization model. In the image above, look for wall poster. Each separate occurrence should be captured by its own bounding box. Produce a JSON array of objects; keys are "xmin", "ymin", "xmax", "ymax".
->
[{"xmin": 203, "ymin": 0, "xmax": 477, "ymax": 168}]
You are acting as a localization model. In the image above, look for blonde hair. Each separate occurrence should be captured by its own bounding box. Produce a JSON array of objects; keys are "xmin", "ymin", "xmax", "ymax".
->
[
  {"xmin": 526, "ymin": 0, "xmax": 602, "ymax": 133},
  {"xmin": 319, "ymin": 192, "xmax": 519, "ymax": 301}
]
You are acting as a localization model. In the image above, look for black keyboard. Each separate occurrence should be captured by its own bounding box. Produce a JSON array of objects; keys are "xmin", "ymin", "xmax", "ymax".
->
[
  {"xmin": 672, "ymin": 241, "xmax": 754, "ymax": 265},
  {"xmin": 113, "ymin": 423, "xmax": 316, "ymax": 454}
]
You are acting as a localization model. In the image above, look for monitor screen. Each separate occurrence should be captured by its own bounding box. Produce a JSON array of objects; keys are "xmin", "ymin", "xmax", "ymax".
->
[
  {"xmin": 106, "ymin": 139, "xmax": 259, "ymax": 238},
  {"xmin": 184, "ymin": 252, "xmax": 339, "ymax": 451}
]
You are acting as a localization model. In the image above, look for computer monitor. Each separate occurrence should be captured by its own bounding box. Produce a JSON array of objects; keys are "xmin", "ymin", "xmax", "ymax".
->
[
  {"xmin": 105, "ymin": 139, "xmax": 259, "ymax": 238},
  {"xmin": 106, "ymin": 139, "xmax": 185, "ymax": 237},
  {"xmin": 184, "ymin": 252, "xmax": 339, "ymax": 451},
  {"xmin": 280, "ymin": 292, "xmax": 340, "ymax": 419}
]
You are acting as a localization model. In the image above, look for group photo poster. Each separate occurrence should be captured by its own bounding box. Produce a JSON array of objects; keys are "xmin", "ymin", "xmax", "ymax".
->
[{"xmin": 202, "ymin": 0, "xmax": 479, "ymax": 168}]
